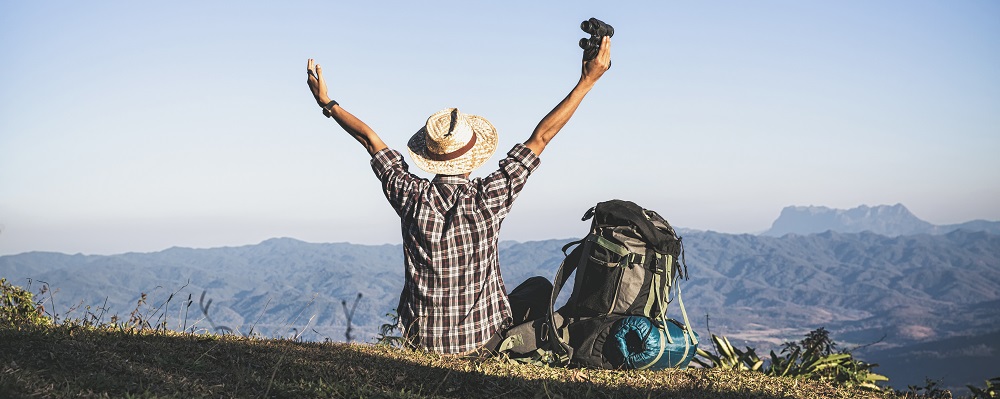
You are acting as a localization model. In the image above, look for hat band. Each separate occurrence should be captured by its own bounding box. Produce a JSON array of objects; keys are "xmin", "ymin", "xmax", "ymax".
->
[{"xmin": 426, "ymin": 133, "xmax": 477, "ymax": 161}]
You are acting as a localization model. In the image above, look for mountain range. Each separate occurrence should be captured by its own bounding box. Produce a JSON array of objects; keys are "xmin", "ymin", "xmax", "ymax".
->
[{"xmin": 1, "ymin": 204, "xmax": 998, "ymax": 393}]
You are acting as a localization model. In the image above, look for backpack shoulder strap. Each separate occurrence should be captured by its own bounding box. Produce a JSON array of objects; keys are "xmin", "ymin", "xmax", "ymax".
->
[
  {"xmin": 492, "ymin": 239, "xmax": 581, "ymax": 360},
  {"xmin": 547, "ymin": 239, "xmax": 583, "ymax": 361}
]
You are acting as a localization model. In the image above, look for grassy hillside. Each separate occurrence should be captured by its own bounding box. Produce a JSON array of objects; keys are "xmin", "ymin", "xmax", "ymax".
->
[{"xmin": 0, "ymin": 325, "xmax": 900, "ymax": 399}]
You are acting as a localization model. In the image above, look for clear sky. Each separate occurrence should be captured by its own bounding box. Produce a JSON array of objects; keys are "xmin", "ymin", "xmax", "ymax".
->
[{"xmin": 1, "ymin": 1, "xmax": 998, "ymax": 255}]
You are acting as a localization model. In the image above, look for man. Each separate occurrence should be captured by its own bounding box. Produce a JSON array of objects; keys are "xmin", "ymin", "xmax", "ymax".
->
[{"xmin": 305, "ymin": 36, "xmax": 611, "ymax": 354}]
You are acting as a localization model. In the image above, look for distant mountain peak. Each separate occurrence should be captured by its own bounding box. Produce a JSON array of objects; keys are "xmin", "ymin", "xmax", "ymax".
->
[
  {"xmin": 763, "ymin": 204, "xmax": 934, "ymax": 237},
  {"xmin": 260, "ymin": 237, "xmax": 306, "ymax": 246},
  {"xmin": 762, "ymin": 204, "xmax": 1000, "ymax": 237}
]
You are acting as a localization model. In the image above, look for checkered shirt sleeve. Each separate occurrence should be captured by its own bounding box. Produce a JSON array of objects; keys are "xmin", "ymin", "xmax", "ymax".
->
[{"xmin": 370, "ymin": 143, "xmax": 540, "ymax": 353}]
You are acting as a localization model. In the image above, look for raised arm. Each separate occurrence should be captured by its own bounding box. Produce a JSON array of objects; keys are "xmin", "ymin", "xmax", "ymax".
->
[
  {"xmin": 524, "ymin": 36, "xmax": 612, "ymax": 156},
  {"xmin": 306, "ymin": 59, "xmax": 388, "ymax": 157}
]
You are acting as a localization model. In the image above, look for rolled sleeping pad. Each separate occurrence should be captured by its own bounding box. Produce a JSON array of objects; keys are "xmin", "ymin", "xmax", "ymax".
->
[{"xmin": 608, "ymin": 316, "xmax": 699, "ymax": 370}]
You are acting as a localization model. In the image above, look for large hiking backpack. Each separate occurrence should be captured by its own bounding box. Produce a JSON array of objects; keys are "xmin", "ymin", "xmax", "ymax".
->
[{"xmin": 498, "ymin": 200, "xmax": 699, "ymax": 370}]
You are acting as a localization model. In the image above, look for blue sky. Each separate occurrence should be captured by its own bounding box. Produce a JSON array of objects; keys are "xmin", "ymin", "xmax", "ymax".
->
[{"xmin": 1, "ymin": 1, "xmax": 998, "ymax": 255}]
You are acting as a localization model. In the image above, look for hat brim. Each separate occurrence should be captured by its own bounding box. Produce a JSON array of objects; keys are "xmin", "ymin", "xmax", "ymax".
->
[{"xmin": 407, "ymin": 114, "xmax": 498, "ymax": 175}]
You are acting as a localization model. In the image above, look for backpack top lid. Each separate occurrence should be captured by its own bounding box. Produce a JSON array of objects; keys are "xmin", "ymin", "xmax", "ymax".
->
[{"xmin": 586, "ymin": 199, "xmax": 679, "ymax": 255}]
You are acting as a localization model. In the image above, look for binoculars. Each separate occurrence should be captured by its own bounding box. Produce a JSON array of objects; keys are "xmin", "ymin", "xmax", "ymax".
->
[{"xmin": 579, "ymin": 18, "xmax": 614, "ymax": 61}]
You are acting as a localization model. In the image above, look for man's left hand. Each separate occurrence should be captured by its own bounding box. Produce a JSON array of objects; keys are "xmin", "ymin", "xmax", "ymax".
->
[{"xmin": 306, "ymin": 58, "xmax": 332, "ymax": 107}]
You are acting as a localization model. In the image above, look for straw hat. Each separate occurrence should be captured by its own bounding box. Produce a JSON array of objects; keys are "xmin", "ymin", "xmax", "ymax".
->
[{"xmin": 407, "ymin": 108, "xmax": 498, "ymax": 175}]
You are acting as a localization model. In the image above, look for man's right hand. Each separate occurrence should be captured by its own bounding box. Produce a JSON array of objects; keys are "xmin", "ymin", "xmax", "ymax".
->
[
  {"xmin": 306, "ymin": 58, "xmax": 332, "ymax": 107},
  {"xmin": 581, "ymin": 36, "xmax": 611, "ymax": 85}
]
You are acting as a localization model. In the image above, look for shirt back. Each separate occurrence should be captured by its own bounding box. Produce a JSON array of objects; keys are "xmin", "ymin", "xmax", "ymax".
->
[{"xmin": 370, "ymin": 143, "xmax": 540, "ymax": 353}]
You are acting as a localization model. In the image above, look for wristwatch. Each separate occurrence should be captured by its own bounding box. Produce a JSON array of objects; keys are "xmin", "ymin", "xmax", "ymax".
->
[{"xmin": 322, "ymin": 99, "xmax": 339, "ymax": 117}]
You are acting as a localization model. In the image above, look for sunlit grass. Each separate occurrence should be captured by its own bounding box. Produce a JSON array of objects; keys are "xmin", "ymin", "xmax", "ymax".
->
[{"xmin": 0, "ymin": 324, "xmax": 901, "ymax": 398}]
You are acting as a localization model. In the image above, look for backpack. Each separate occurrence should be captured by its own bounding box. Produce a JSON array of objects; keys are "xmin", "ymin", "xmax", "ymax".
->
[{"xmin": 496, "ymin": 200, "xmax": 699, "ymax": 370}]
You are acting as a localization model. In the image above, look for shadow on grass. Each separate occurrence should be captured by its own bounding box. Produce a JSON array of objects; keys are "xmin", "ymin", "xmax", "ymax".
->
[{"xmin": 0, "ymin": 326, "xmax": 881, "ymax": 398}]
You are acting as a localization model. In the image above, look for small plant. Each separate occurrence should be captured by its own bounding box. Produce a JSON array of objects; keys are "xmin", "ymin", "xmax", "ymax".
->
[
  {"xmin": 375, "ymin": 310, "xmax": 405, "ymax": 348},
  {"xmin": 0, "ymin": 278, "xmax": 51, "ymax": 327},
  {"xmin": 694, "ymin": 327, "xmax": 889, "ymax": 391},
  {"xmin": 900, "ymin": 377, "xmax": 953, "ymax": 398},
  {"xmin": 126, "ymin": 293, "xmax": 151, "ymax": 330},
  {"xmin": 693, "ymin": 334, "xmax": 764, "ymax": 371},
  {"xmin": 968, "ymin": 377, "xmax": 1000, "ymax": 398},
  {"xmin": 59, "ymin": 296, "xmax": 111, "ymax": 328},
  {"xmin": 181, "ymin": 293, "xmax": 194, "ymax": 332}
]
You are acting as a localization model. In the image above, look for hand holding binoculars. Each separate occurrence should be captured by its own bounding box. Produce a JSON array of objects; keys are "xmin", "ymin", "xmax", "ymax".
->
[{"xmin": 579, "ymin": 17, "xmax": 614, "ymax": 62}]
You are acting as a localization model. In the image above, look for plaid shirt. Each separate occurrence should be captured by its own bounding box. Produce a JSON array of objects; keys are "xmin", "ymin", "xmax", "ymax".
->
[{"xmin": 370, "ymin": 143, "xmax": 540, "ymax": 354}]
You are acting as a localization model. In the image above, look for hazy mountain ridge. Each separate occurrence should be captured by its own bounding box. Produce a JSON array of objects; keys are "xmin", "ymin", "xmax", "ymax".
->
[
  {"xmin": 3, "ymin": 232, "xmax": 998, "ymax": 344},
  {"xmin": 2, "ymin": 230, "xmax": 998, "ymax": 392},
  {"xmin": 762, "ymin": 203, "xmax": 1000, "ymax": 237},
  {"xmin": 1, "ymin": 238, "xmax": 406, "ymax": 342}
]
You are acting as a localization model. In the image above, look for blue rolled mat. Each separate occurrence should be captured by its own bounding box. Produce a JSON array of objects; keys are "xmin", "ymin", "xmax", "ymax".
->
[{"xmin": 609, "ymin": 316, "xmax": 699, "ymax": 370}]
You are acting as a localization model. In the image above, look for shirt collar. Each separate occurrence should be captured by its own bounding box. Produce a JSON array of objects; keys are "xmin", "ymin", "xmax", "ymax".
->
[{"xmin": 432, "ymin": 174, "xmax": 470, "ymax": 185}]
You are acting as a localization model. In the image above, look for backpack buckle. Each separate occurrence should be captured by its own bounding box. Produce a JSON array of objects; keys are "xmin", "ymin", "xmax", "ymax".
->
[
  {"xmin": 650, "ymin": 253, "xmax": 666, "ymax": 273},
  {"xmin": 625, "ymin": 252, "xmax": 644, "ymax": 266}
]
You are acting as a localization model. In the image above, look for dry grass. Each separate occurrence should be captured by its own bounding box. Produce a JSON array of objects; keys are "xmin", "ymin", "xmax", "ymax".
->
[{"xmin": 0, "ymin": 324, "xmax": 902, "ymax": 398}]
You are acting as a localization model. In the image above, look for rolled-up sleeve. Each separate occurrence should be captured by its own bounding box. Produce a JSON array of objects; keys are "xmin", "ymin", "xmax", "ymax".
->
[
  {"xmin": 371, "ymin": 148, "xmax": 424, "ymax": 215},
  {"xmin": 478, "ymin": 143, "xmax": 541, "ymax": 218}
]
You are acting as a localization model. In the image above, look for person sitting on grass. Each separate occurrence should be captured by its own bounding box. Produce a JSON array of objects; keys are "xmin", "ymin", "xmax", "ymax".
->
[{"xmin": 304, "ymin": 36, "xmax": 611, "ymax": 354}]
